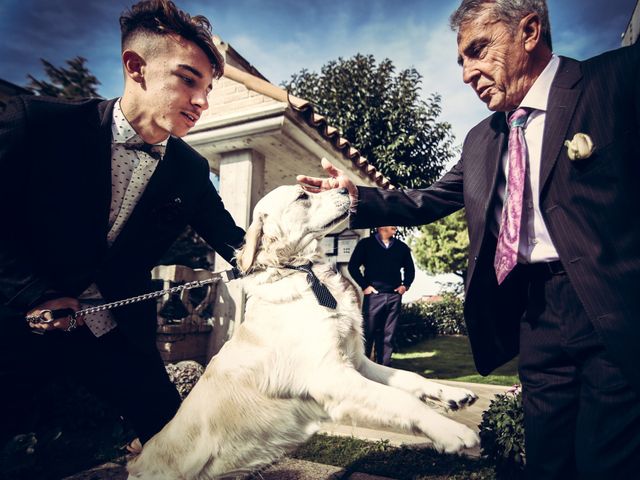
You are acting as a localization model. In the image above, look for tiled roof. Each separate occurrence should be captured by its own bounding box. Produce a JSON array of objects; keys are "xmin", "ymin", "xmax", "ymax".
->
[
  {"xmin": 0, "ymin": 78, "xmax": 33, "ymax": 97},
  {"xmin": 222, "ymin": 64, "xmax": 394, "ymax": 189}
]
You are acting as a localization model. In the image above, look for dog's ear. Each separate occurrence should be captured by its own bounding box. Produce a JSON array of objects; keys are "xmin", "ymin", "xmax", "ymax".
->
[{"xmin": 236, "ymin": 213, "xmax": 265, "ymax": 274}]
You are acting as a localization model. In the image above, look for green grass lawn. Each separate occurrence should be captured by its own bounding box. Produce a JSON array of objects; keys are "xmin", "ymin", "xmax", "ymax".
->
[
  {"xmin": 290, "ymin": 335, "xmax": 518, "ymax": 478},
  {"xmin": 392, "ymin": 336, "xmax": 519, "ymax": 386}
]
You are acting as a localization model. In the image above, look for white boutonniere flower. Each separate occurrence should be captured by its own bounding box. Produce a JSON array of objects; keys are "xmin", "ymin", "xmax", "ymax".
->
[{"xmin": 564, "ymin": 133, "xmax": 595, "ymax": 161}]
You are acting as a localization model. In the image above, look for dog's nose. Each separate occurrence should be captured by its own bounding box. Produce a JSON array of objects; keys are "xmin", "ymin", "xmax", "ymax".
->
[{"xmin": 337, "ymin": 188, "xmax": 348, "ymax": 195}]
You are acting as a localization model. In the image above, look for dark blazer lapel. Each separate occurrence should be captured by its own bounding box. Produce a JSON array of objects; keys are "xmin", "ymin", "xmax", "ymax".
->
[
  {"xmin": 481, "ymin": 113, "xmax": 509, "ymax": 222},
  {"xmin": 467, "ymin": 113, "xmax": 507, "ymax": 247},
  {"xmin": 130, "ymin": 136, "xmax": 181, "ymax": 213},
  {"xmin": 539, "ymin": 57, "xmax": 583, "ymax": 191},
  {"xmin": 104, "ymin": 136, "xmax": 182, "ymax": 257},
  {"xmin": 465, "ymin": 113, "xmax": 506, "ymax": 286},
  {"xmin": 69, "ymin": 98, "xmax": 115, "ymax": 248},
  {"xmin": 94, "ymin": 99, "xmax": 117, "ymax": 227}
]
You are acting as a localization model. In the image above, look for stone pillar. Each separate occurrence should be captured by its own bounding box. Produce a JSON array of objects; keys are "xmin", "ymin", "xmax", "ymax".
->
[{"xmin": 209, "ymin": 149, "xmax": 265, "ymax": 359}]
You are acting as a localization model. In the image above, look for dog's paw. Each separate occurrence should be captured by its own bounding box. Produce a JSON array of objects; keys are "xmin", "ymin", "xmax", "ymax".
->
[
  {"xmin": 428, "ymin": 421, "xmax": 479, "ymax": 454},
  {"xmin": 443, "ymin": 386, "xmax": 478, "ymax": 411},
  {"xmin": 421, "ymin": 384, "xmax": 478, "ymax": 411}
]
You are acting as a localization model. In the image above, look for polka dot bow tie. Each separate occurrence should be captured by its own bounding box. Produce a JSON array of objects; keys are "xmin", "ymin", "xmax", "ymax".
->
[{"xmin": 123, "ymin": 137, "xmax": 166, "ymax": 161}]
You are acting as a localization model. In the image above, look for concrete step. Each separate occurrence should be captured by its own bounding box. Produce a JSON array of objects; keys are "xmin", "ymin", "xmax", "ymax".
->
[
  {"xmin": 260, "ymin": 458, "xmax": 396, "ymax": 479},
  {"xmin": 62, "ymin": 456, "xmax": 397, "ymax": 480},
  {"xmin": 62, "ymin": 459, "xmax": 127, "ymax": 480}
]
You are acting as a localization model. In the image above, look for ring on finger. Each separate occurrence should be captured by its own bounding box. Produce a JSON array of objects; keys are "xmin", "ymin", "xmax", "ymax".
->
[{"xmin": 25, "ymin": 309, "xmax": 55, "ymax": 327}]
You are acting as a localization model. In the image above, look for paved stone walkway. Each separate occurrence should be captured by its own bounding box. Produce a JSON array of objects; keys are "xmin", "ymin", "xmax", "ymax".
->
[
  {"xmin": 64, "ymin": 380, "xmax": 508, "ymax": 480},
  {"xmin": 63, "ymin": 458, "xmax": 395, "ymax": 480}
]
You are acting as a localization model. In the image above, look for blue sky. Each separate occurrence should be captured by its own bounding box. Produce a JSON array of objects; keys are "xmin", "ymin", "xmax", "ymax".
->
[
  {"xmin": 1, "ymin": 0, "xmax": 636, "ymax": 143},
  {"xmin": 1, "ymin": 0, "xmax": 636, "ymax": 296}
]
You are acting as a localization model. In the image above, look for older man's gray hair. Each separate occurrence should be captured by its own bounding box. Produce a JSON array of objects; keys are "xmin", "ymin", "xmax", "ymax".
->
[{"xmin": 450, "ymin": 0, "xmax": 552, "ymax": 50}]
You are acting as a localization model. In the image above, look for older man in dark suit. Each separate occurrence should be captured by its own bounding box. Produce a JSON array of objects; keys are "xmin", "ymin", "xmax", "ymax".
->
[
  {"xmin": 299, "ymin": 1, "xmax": 640, "ymax": 478},
  {"xmin": 0, "ymin": 0, "xmax": 244, "ymax": 451}
]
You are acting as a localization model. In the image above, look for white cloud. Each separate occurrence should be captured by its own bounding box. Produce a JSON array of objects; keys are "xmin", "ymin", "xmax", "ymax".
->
[
  {"xmin": 409, "ymin": 23, "xmax": 489, "ymax": 161},
  {"xmin": 226, "ymin": 13, "xmax": 490, "ymax": 152}
]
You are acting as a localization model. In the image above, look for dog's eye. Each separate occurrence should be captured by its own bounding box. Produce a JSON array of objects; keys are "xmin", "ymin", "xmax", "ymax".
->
[{"xmin": 296, "ymin": 192, "xmax": 309, "ymax": 201}]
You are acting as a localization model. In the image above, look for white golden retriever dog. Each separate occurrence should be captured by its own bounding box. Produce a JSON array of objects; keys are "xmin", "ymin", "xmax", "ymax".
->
[{"xmin": 127, "ymin": 185, "xmax": 479, "ymax": 480}]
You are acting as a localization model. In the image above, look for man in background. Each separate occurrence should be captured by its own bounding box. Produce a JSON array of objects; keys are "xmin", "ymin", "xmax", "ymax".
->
[{"xmin": 348, "ymin": 226, "xmax": 415, "ymax": 366}]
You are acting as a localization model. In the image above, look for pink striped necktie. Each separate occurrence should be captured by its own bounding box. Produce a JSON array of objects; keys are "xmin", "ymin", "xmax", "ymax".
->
[{"xmin": 494, "ymin": 108, "xmax": 530, "ymax": 285}]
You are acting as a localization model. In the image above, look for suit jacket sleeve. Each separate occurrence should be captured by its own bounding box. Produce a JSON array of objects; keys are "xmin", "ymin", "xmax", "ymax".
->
[
  {"xmin": 347, "ymin": 239, "xmax": 368, "ymax": 290},
  {"xmin": 189, "ymin": 173, "xmax": 245, "ymax": 268},
  {"xmin": 0, "ymin": 97, "xmax": 60, "ymax": 313},
  {"xmin": 350, "ymin": 157, "xmax": 465, "ymax": 229}
]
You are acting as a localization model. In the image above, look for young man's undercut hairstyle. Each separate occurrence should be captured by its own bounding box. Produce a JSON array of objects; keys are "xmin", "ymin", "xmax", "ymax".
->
[{"xmin": 120, "ymin": 0, "xmax": 224, "ymax": 79}]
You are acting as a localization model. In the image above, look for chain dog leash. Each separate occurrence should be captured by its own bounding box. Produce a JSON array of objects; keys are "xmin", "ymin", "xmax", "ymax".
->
[{"xmin": 25, "ymin": 268, "xmax": 237, "ymax": 332}]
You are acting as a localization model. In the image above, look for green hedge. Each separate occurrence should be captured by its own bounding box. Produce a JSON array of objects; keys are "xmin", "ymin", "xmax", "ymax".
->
[
  {"xmin": 395, "ymin": 294, "xmax": 467, "ymax": 347},
  {"xmin": 479, "ymin": 387, "xmax": 525, "ymax": 479}
]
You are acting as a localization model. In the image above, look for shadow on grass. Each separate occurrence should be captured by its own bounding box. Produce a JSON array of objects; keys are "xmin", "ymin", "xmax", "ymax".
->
[
  {"xmin": 292, "ymin": 434, "xmax": 495, "ymax": 480},
  {"xmin": 392, "ymin": 336, "xmax": 519, "ymax": 386},
  {"xmin": 0, "ymin": 378, "xmax": 132, "ymax": 480}
]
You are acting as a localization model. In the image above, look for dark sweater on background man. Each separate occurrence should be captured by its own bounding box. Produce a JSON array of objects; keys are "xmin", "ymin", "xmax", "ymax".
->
[{"xmin": 347, "ymin": 235, "xmax": 415, "ymax": 293}]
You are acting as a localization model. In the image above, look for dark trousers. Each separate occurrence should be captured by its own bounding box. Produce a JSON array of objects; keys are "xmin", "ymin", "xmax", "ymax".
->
[
  {"xmin": 362, "ymin": 292, "xmax": 402, "ymax": 366},
  {"xmin": 0, "ymin": 320, "xmax": 180, "ymax": 445},
  {"xmin": 514, "ymin": 265, "xmax": 640, "ymax": 480}
]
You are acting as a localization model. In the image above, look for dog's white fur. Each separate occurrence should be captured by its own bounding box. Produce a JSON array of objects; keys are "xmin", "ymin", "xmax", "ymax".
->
[{"xmin": 127, "ymin": 185, "xmax": 479, "ymax": 480}]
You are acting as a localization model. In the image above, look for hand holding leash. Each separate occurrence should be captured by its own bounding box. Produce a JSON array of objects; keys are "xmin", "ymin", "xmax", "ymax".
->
[
  {"xmin": 25, "ymin": 297, "xmax": 84, "ymax": 334},
  {"xmin": 23, "ymin": 268, "xmax": 238, "ymax": 334}
]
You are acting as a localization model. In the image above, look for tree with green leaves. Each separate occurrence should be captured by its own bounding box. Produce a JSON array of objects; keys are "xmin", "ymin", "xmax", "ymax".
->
[
  {"xmin": 158, "ymin": 226, "xmax": 214, "ymax": 269},
  {"xmin": 411, "ymin": 209, "xmax": 469, "ymax": 282},
  {"xmin": 283, "ymin": 54, "xmax": 456, "ymax": 188},
  {"xmin": 27, "ymin": 56, "xmax": 101, "ymax": 99}
]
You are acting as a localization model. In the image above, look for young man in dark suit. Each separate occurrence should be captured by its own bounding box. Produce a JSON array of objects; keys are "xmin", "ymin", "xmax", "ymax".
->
[
  {"xmin": 0, "ymin": 0, "xmax": 244, "ymax": 451},
  {"xmin": 299, "ymin": 0, "xmax": 640, "ymax": 477},
  {"xmin": 348, "ymin": 226, "xmax": 415, "ymax": 366}
]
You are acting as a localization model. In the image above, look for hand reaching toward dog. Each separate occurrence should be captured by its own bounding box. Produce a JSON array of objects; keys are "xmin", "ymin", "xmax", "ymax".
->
[{"xmin": 296, "ymin": 158, "xmax": 358, "ymax": 207}]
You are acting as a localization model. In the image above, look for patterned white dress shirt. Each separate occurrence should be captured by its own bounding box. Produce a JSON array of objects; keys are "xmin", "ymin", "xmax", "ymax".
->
[
  {"xmin": 79, "ymin": 99, "xmax": 168, "ymax": 337},
  {"xmin": 493, "ymin": 55, "xmax": 561, "ymax": 263}
]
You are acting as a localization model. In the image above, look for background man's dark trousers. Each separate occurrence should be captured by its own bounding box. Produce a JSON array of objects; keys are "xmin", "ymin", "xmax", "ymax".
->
[{"xmin": 363, "ymin": 292, "xmax": 402, "ymax": 366}]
